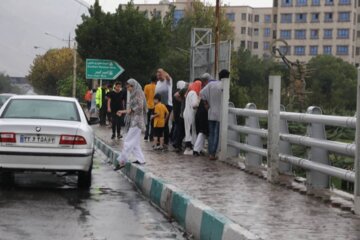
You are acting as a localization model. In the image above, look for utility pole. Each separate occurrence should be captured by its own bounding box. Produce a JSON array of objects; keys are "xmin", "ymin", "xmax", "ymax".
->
[
  {"xmin": 214, "ymin": 0, "xmax": 220, "ymax": 78},
  {"xmin": 72, "ymin": 41, "xmax": 77, "ymax": 98}
]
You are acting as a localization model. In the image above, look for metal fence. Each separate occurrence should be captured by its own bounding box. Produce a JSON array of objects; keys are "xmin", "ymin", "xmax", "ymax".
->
[{"xmin": 218, "ymin": 75, "xmax": 360, "ymax": 214}]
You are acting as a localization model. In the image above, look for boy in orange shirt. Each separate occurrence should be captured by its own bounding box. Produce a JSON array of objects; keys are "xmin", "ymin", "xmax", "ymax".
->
[{"xmin": 151, "ymin": 94, "xmax": 169, "ymax": 151}]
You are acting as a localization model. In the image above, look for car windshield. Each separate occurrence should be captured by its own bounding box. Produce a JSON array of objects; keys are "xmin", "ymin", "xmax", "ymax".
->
[{"xmin": 1, "ymin": 99, "xmax": 80, "ymax": 121}]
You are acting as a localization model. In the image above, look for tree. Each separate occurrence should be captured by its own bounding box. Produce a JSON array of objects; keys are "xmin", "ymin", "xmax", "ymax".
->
[
  {"xmin": 161, "ymin": 1, "xmax": 234, "ymax": 82},
  {"xmin": 306, "ymin": 55, "xmax": 357, "ymax": 114},
  {"xmin": 57, "ymin": 76, "xmax": 88, "ymax": 99},
  {"xmin": 75, "ymin": 0, "xmax": 168, "ymax": 85},
  {"xmin": 27, "ymin": 48, "xmax": 84, "ymax": 95},
  {"xmin": 0, "ymin": 73, "xmax": 12, "ymax": 93}
]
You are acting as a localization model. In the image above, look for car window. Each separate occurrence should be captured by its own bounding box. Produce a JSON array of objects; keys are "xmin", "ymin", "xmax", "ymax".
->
[{"xmin": 1, "ymin": 99, "xmax": 80, "ymax": 121}]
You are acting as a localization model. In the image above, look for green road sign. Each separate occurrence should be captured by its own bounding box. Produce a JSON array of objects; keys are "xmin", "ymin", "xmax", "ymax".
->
[{"xmin": 86, "ymin": 59, "xmax": 124, "ymax": 80}]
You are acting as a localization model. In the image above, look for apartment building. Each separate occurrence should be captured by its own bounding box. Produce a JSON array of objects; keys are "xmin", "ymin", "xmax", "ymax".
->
[{"xmin": 135, "ymin": 0, "xmax": 360, "ymax": 65}]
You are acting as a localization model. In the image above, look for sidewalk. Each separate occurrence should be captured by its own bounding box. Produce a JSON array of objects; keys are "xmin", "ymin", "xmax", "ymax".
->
[{"xmin": 94, "ymin": 126, "xmax": 360, "ymax": 240}]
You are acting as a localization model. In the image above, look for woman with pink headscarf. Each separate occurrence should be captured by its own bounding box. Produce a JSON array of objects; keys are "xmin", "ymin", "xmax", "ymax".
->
[{"xmin": 183, "ymin": 80, "xmax": 202, "ymax": 155}]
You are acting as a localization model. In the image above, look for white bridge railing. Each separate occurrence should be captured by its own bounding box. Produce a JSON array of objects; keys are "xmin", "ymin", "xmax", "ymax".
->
[{"xmin": 218, "ymin": 73, "xmax": 360, "ymax": 214}]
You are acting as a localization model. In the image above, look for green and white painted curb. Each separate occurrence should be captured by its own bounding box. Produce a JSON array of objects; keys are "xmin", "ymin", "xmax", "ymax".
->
[{"xmin": 95, "ymin": 137, "xmax": 261, "ymax": 240}]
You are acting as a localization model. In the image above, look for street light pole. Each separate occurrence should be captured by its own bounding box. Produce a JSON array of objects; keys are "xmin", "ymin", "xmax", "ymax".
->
[
  {"xmin": 214, "ymin": 0, "xmax": 220, "ymax": 78},
  {"xmin": 72, "ymin": 41, "xmax": 77, "ymax": 98}
]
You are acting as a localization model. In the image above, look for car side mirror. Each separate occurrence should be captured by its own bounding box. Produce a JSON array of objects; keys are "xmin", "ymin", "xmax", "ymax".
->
[{"xmin": 88, "ymin": 117, "xmax": 100, "ymax": 125}]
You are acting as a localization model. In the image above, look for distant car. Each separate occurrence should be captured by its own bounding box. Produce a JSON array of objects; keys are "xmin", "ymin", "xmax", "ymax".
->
[
  {"xmin": 0, "ymin": 95, "xmax": 99, "ymax": 189},
  {"xmin": 0, "ymin": 93, "xmax": 15, "ymax": 108}
]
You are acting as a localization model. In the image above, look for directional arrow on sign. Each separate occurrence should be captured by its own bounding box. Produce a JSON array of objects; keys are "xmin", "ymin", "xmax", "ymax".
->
[{"xmin": 86, "ymin": 59, "xmax": 125, "ymax": 80}]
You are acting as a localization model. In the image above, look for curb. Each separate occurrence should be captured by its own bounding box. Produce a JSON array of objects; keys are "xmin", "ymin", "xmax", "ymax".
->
[{"xmin": 94, "ymin": 137, "xmax": 261, "ymax": 240}]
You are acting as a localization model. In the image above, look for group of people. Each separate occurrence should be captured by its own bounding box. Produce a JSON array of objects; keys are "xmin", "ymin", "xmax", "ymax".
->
[{"xmin": 85, "ymin": 67, "xmax": 229, "ymax": 168}]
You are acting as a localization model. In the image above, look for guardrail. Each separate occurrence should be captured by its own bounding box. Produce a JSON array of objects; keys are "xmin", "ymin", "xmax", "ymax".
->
[{"xmin": 218, "ymin": 74, "xmax": 360, "ymax": 214}]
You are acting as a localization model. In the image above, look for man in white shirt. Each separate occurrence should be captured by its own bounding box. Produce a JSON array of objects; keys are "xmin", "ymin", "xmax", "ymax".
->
[{"xmin": 155, "ymin": 68, "xmax": 173, "ymax": 146}]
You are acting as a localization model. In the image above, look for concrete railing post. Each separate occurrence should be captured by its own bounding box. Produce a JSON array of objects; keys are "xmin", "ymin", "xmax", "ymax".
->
[
  {"xmin": 227, "ymin": 102, "xmax": 240, "ymax": 158},
  {"xmin": 245, "ymin": 103, "xmax": 262, "ymax": 167},
  {"xmin": 306, "ymin": 106, "xmax": 330, "ymax": 191},
  {"xmin": 219, "ymin": 78, "xmax": 230, "ymax": 161},
  {"xmin": 267, "ymin": 75, "xmax": 281, "ymax": 183},
  {"xmin": 279, "ymin": 105, "xmax": 292, "ymax": 174},
  {"xmin": 354, "ymin": 67, "xmax": 360, "ymax": 214}
]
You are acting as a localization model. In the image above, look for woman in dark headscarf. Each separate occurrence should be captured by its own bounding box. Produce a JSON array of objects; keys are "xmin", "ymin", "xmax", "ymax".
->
[{"xmin": 115, "ymin": 78, "xmax": 147, "ymax": 168}]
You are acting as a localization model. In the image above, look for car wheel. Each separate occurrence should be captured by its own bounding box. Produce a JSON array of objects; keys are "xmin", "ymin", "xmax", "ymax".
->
[
  {"xmin": 0, "ymin": 171, "xmax": 15, "ymax": 188},
  {"xmin": 78, "ymin": 166, "xmax": 92, "ymax": 189}
]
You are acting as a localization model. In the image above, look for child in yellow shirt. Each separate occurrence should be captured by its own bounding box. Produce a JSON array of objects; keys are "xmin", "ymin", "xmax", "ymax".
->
[{"xmin": 151, "ymin": 94, "xmax": 169, "ymax": 150}]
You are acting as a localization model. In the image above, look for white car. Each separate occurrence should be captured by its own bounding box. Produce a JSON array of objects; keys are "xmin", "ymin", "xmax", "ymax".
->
[{"xmin": 0, "ymin": 95, "xmax": 98, "ymax": 189}]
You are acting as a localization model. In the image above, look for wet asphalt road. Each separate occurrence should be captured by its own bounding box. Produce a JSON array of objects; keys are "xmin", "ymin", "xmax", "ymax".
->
[{"xmin": 0, "ymin": 150, "xmax": 185, "ymax": 240}]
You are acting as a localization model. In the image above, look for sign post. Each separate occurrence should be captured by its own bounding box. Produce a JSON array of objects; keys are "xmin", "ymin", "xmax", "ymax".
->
[{"xmin": 86, "ymin": 59, "xmax": 124, "ymax": 80}]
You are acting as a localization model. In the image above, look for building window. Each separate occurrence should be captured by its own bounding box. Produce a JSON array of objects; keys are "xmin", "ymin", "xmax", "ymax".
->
[
  {"xmin": 356, "ymin": 47, "xmax": 360, "ymax": 56},
  {"xmin": 339, "ymin": 0, "xmax": 351, "ymax": 5},
  {"xmin": 264, "ymin": 42, "xmax": 270, "ymax": 50},
  {"xmin": 280, "ymin": 46, "xmax": 291, "ymax": 55},
  {"xmin": 282, "ymin": 0, "xmax": 293, "ymax": 6},
  {"xmin": 310, "ymin": 29, "xmax": 319, "ymax": 39},
  {"xmin": 325, "ymin": 0, "xmax": 334, "ymax": 5},
  {"xmin": 255, "ymin": 15, "xmax": 260, "ymax": 22},
  {"xmin": 274, "ymin": 14, "xmax": 278, "ymax": 23},
  {"xmin": 295, "ymin": 29, "xmax": 306, "ymax": 39},
  {"xmin": 294, "ymin": 46, "xmax": 305, "ymax": 55},
  {"xmin": 296, "ymin": 13, "xmax": 307, "ymax": 23},
  {"xmin": 248, "ymin": 41, "xmax": 252, "ymax": 50},
  {"xmin": 264, "ymin": 28, "xmax": 271, "ymax": 37},
  {"xmin": 324, "ymin": 12, "xmax": 333, "ymax": 22},
  {"xmin": 174, "ymin": 10, "xmax": 185, "ymax": 24},
  {"xmin": 226, "ymin": 13, "xmax": 235, "ymax": 22},
  {"xmin": 248, "ymin": 14, "xmax": 253, "ymax": 22},
  {"xmin": 254, "ymin": 42, "xmax": 259, "ymax": 49},
  {"xmin": 254, "ymin": 28, "xmax": 259, "ymax": 36},
  {"xmin": 248, "ymin": 28, "xmax": 253, "ymax": 36},
  {"xmin": 324, "ymin": 29, "xmax": 333, "ymax": 39},
  {"xmin": 311, "ymin": 13, "xmax": 320, "ymax": 22},
  {"xmin": 281, "ymin": 14, "xmax": 292, "ymax": 23},
  {"xmin": 310, "ymin": 46, "xmax": 318, "ymax": 55},
  {"xmin": 280, "ymin": 30, "xmax": 292, "ymax": 39},
  {"xmin": 339, "ymin": 12, "xmax": 351, "ymax": 22},
  {"xmin": 357, "ymin": 30, "xmax": 360, "ymax": 38},
  {"xmin": 241, "ymin": 41, "xmax": 246, "ymax": 48},
  {"xmin": 241, "ymin": 27, "xmax": 246, "ymax": 34},
  {"xmin": 265, "ymin": 15, "xmax": 271, "ymax": 23},
  {"xmin": 323, "ymin": 45, "xmax": 332, "ymax": 55},
  {"xmin": 154, "ymin": 10, "xmax": 162, "ymax": 18},
  {"xmin": 337, "ymin": 45, "xmax": 349, "ymax": 55},
  {"xmin": 296, "ymin": 0, "xmax": 307, "ymax": 6},
  {"xmin": 312, "ymin": 0, "xmax": 320, "ymax": 5},
  {"xmin": 337, "ymin": 29, "xmax": 350, "ymax": 39},
  {"xmin": 242, "ymin": 13, "xmax": 246, "ymax": 20}
]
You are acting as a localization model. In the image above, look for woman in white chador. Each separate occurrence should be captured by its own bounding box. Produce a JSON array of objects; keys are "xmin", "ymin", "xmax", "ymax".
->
[
  {"xmin": 115, "ymin": 78, "xmax": 147, "ymax": 169},
  {"xmin": 183, "ymin": 80, "xmax": 202, "ymax": 155}
]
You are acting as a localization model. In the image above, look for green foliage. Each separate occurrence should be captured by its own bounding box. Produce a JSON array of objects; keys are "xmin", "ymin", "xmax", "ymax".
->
[
  {"xmin": 161, "ymin": 1, "xmax": 233, "ymax": 81},
  {"xmin": 57, "ymin": 76, "xmax": 88, "ymax": 100},
  {"xmin": 230, "ymin": 48, "xmax": 288, "ymax": 109},
  {"xmin": 75, "ymin": 0, "xmax": 167, "ymax": 85},
  {"xmin": 306, "ymin": 55, "xmax": 357, "ymax": 114},
  {"xmin": 27, "ymin": 48, "xmax": 84, "ymax": 95},
  {"xmin": 0, "ymin": 73, "xmax": 24, "ymax": 94},
  {"xmin": 0, "ymin": 73, "xmax": 13, "ymax": 93}
]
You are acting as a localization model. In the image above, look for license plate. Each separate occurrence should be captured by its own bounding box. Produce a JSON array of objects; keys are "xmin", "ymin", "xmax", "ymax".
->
[{"xmin": 20, "ymin": 135, "xmax": 56, "ymax": 144}]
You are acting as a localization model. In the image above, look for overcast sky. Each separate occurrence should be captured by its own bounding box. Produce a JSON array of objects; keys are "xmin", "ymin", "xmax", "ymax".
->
[
  {"xmin": 0, "ymin": 0, "xmax": 272, "ymax": 77},
  {"xmin": 85, "ymin": 0, "xmax": 273, "ymax": 12}
]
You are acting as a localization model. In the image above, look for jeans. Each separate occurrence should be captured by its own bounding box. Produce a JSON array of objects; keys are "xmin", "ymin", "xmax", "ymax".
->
[
  {"xmin": 111, "ymin": 112, "xmax": 122, "ymax": 136},
  {"xmin": 145, "ymin": 109, "xmax": 154, "ymax": 140},
  {"xmin": 99, "ymin": 105, "xmax": 107, "ymax": 125},
  {"xmin": 208, "ymin": 120, "xmax": 220, "ymax": 156}
]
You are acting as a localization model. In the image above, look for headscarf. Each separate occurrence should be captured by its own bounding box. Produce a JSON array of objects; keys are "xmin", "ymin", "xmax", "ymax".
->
[
  {"xmin": 187, "ymin": 80, "xmax": 202, "ymax": 96},
  {"xmin": 176, "ymin": 80, "xmax": 186, "ymax": 90},
  {"xmin": 124, "ymin": 78, "xmax": 147, "ymax": 131}
]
